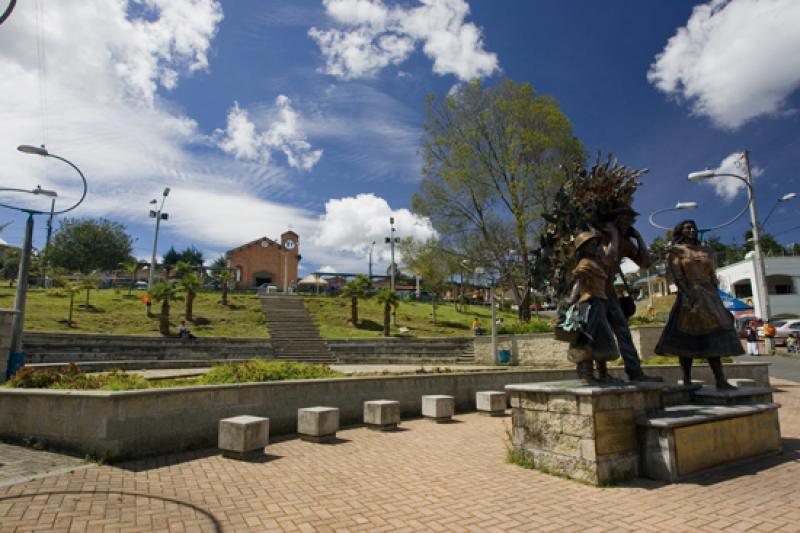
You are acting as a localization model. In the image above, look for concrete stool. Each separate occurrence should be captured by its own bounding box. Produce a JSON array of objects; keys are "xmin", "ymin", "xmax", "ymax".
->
[
  {"xmin": 218, "ymin": 415, "xmax": 269, "ymax": 460},
  {"xmin": 729, "ymin": 378, "xmax": 756, "ymax": 387},
  {"xmin": 364, "ymin": 400, "xmax": 400, "ymax": 431},
  {"xmin": 476, "ymin": 391, "xmax": 507, "ymax": 416},
  {"xmin": 422, "ymin": 395, "xmax": 454, "ymax": 423},
  {"xmin": 298, "ymin": 407, "xmax": 339, "ymax": 442}
]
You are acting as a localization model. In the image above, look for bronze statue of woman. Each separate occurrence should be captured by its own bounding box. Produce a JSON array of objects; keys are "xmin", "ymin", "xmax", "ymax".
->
[{"xmin": 654, "ymin": 220, "xmax": 744, "ymax": 389}]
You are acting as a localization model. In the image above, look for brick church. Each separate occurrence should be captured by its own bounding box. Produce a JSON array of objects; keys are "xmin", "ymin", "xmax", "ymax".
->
[{"xmin": 226, "ymin": 231, "xmax": 300, "ymax": 290}]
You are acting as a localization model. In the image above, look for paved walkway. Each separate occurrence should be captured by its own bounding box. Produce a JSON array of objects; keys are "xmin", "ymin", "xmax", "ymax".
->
[{"xmin": 1, "ymin": 378, "xmax": 799, "ymax": 532}]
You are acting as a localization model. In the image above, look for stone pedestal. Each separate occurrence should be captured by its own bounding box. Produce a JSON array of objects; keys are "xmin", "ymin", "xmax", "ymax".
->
[
  {"xmin": 364, "ymin": 400, "xmax": 400, "ymax": 431},
  {"xmin": 218, "ymin": 415, "xmax": 269, "ymax": 460},
  {"xmin": 728, "ymin": 378, "xmax": 756, "ymax": 387},
  {"xmin": 662, "ymin": 384, "xmax": 702, "ymax": 407},
  {"xmin": 422, "ymin": 395, "xmax": 455, "ymax": 422},
  {"xmin": 506, "ymin": 380, "xmax": 664, "ymax": 485},
  {"xmin": 692, "ymin": 386, "xmax": 774, "ymax": 406},
  {"xmin": 298, "ymin": 407, "xmax": 339, "ymax": 442},
  {"xmin": 638, "ymin": 403, "xmax": 781, "ymax": 481},
  {"xmin": 476, "ymin": 391, "xmax": 507, "ymax": 416}
]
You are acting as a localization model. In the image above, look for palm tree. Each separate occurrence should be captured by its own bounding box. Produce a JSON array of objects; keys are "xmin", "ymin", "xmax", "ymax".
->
[
  {"xmin": 179, "ymin": 271, "xmax": 203, "ymax": 321},
  {"xmin": 50, "ymin": 271, "xmax": 80, "ymax": 326},
  {"xmin": 149, "ymin": 282, "xmax": 182, "ymax": 335},
  {"xmin": 374, "ymin": 288, "xmax": 399, "ymax": 337},
  {"xmin": 215, "ymin": 270, "xmax": 234, "ymax": 305},
  {"xmin": 79, "ymin": 270, "xmax": 101, "ymax": 307},
  {"xmin": 340, "ymin": 274, "xmax": 371, "ymax": 326},
  {"xmin": 121, "ymin": 261, "xmax": 142, "ymax": 295}
]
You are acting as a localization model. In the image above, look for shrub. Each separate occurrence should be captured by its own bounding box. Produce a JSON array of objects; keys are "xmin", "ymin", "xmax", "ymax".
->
[
  {"xmin": 6, "ymin": 363, "xmax": 150, "ymax": 390},
  {"xmin": 199, "ymin": 359, "xmax": 344, "ymax": 384},
  {"xmin": 498, "ymin": 320, "xmax": 553, "ymax": 335}
]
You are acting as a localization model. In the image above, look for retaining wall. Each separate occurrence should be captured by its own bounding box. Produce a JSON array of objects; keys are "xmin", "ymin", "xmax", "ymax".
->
[
  {"xmin": 0, "ymin": 363, "xmax": 769, "ymax": 460},
  {"xmin": 473, "ymin": 326, "xmax": 665, "ymax": 366},
  {"xmin": 0, "ymin": 308, "xmax": 18, "ymax": 382}
]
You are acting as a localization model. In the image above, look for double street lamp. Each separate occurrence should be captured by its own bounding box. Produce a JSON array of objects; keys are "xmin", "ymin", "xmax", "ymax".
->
[
  {"xmin": 687, "ymin": 150, "xmax": 796, "ymax": 354},
  {"xmin": 3, "ymin": 145, "xmax": 87, "ymax": 377}
]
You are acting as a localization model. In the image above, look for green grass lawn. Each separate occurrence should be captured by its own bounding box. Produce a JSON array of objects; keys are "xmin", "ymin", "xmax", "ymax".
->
[
  {"xmin": 303, "ymin": 295, "xmax": 548, "ymax": 338},
  {"xmin": 0, "ymin": 287, "xmax": 268, "ymax": 338}
]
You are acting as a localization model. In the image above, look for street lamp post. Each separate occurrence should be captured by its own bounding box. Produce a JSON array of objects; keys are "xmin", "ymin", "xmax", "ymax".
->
[
  {"xmin": 4, "ymin": 145, "xmax": 87, "ymax": 378},
  {"xmin": 385, "ymin": 217, "xmax": 399, "ymax": 325},
  {"xmin": 688, "ymin": 150, "xmax": 776, "ymax": 353},
  {"xmin": 368, "ymin": 240, "xmax": 376, "ymax": 283},
  {"xmin": 761, "ymin": 192, "xmax": 797, "ymax": 229},
  {"xmin": 147, "ymin": 188, "xmax": 170, "ymax": 290}
]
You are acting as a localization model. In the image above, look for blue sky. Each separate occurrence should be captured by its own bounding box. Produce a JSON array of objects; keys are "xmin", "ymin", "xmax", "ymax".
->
[{"xmin": 1, "ymin": 0, "xmax": 799, "ymax": 276}]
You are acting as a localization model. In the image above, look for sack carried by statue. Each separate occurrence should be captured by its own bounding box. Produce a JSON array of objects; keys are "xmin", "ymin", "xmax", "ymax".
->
[
  {"xmin": 555, "ymin": 305, "xmax": 582, "ymax": 343},
  {"xmin": 619, "ymin": 295, "xmax": 636, "ymax": 319}
]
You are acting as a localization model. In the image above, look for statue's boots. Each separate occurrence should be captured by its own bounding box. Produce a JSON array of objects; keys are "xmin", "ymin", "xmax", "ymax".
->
[
  {"xmin": 628, "ymin": 370, "xmax": 663, "ymax": 383},
  {"xmin": 715, "ymin": 378, "xmax": 737, "ymax": 390},
  {"xmin": 597, "ymin": 361, "xmax": 625, "ymax": 385},
  {"xmin": 576, "ymin": 361, "xmax": 598, "ymax": 384}
]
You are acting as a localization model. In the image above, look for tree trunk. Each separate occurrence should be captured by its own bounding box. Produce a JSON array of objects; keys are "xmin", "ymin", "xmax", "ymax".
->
[
  {"xmin": 186, "ymin": 290, "xmax": 194, "ymax": 321},
  {"xmin": 351, "ymin": 296, "xmax": 358, "ymax": 325},
  {"xmin": 383, "ymin": 304, "xmax": 391, "ymax": 336},
  {"xmin": 68, "ymin": 292, "xmax": 74, "ymax": 326},
  {"xmin": 160, "ymin": 300, "xmax": 171, "ymax": 336},
  {"xmin": 431, "ymin": 298, "xmax": 437, "ymax": 324},
  {"xmin": 222, "ymin": 282, "xmax": 229, "ymax": 305},
  {"xmin": 128, "ymin": 283, "xmax": 133, "ymax": 296}
]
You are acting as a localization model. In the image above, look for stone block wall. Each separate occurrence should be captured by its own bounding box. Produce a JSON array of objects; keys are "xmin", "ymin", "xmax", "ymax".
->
[
  {"xmin": 0, "ymin": 308, "xmax": 18, "ymax": 383},
  {"xmin": 473, "ymin": 326, "xmax": 665, "ymax": 367}
]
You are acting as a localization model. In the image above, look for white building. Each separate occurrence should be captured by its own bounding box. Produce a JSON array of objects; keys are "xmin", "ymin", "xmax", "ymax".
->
[{"xmin": 716, "ymin": 255, "xmax": 800, "ymax": 319}]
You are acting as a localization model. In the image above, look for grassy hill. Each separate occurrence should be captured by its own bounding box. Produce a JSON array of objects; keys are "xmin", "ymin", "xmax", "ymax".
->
[{"xmin": 0, "ymin": 287, "xmax": 546, "ymax": 339}]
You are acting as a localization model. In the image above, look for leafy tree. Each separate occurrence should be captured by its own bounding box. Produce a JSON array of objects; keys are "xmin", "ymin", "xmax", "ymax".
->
[
  {"xmin": 340, "ymin": 274, "xmax": 371, "ymax": 326},
  {"xmin": 211, "ymin": 255, "xmax": 227, "ymax": 270},
  {"xmin": 47, "ymin": 218, "xmax": 133, "ymax": 274},
  {"xmin": 215, "ymin": 269, "xmax": 234, "ymax": 305},
  {"xmin": 413, "ymin": 79, "xmax": 585, "ymax": 321},
  {"xmin": 1, "ymin": 247, "xmax": 20, "ymax": 286},
  {"xmin": 743, "ymin": 230, "xmax": 785, "ymax": 257},
  {"xmin": 398, "ymin": 237, "xmax": 455, "ymax": 324},
  {"xmin": 374, "ymin": 289, "xmax": 399, "ymax": 337},
  {"xmin": 148, "ymin": 282, "xmax": 182, "ymax": 336},
  {"xmin": 704, "ymin": 235, "xmax": 745, "ymax": 267}
]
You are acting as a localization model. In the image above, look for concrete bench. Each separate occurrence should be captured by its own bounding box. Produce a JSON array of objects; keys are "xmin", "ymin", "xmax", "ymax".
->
[
  {"xmin": 218, "ymin": 415, "xmax": 269, "ymax": 460},
  {"xmin": 364, "ymin": 400, "xmax": 400, "ymax": 431},
  {"xmin": 298, "ymin": 406, "xmax": 339, "ymax": 442},
  {"xmin": 476, "ymin": 391, "xmax": 506, "ymax": 416},
  {"xmin": 422, "ymin": 395, "xmax": 454, "ymax": 423}
]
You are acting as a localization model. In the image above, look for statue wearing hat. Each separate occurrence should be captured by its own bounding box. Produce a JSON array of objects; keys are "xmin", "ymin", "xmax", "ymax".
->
[{"xmin": 564, "ymin": 230, "xmax": 620, "ymax": 382}]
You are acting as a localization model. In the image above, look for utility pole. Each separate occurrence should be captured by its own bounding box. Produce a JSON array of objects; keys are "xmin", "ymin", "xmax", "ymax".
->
[{"xmin": 744, "ymin": 150, "xmax": 773, "ymax": 354}]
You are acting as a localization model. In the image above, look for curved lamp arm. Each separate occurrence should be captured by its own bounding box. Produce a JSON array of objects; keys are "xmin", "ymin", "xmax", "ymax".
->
[
  {"xmin": 648, "ymin": 202, "xmax": 698, "ymax": 231},
  {"xmin": 695, "ymin": 173, "xmax": 752, "ymax": 231},
  {"xmin": 8, "ymin": 145, "xmax": 88, "ymax": 216}
]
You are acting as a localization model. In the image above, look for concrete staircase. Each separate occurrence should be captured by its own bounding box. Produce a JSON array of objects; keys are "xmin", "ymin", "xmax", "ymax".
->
[
  {"xmin": 22, "ymin": 332, "xmax": 273, "ymax": 371},
  {"xmin": 260, "ymin": 295, "xmax": 335, "ymax": 364}
]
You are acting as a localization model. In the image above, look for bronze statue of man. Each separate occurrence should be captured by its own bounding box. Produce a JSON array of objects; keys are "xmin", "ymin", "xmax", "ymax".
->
[{"xmin": 600, "ymin": 205, "xmax": 661, "ymax": 382}]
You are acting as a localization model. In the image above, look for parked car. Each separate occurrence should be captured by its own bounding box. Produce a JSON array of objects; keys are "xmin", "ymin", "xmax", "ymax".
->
[
  {"xmin": 775, "ymin": 320, "xmax": 800, "ymax": 346},
  {"xmin": 134, "ymin": 281, "xmax": 148, "ymax": 290}
]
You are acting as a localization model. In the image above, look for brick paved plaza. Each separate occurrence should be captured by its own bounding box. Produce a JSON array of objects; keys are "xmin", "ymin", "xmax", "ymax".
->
[{"xmin": 1, "ymin": 379, "xmax": 799, "ymax": 532}]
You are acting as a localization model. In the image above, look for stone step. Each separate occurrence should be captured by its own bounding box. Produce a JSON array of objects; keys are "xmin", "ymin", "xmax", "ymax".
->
[{"xmin": 691, "ymin": 386, "xmax": 775, "ymax": 406}]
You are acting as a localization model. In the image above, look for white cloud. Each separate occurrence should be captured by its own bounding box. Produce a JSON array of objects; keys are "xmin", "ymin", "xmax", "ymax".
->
[
  {"xmin": 309, "ymin": 0, "xmax": 498, "ymax": 81},
  {"xmin": 312, "ymin": 193, "xmax": 436, "ymax": 267},
  {"xmin": 704, "ymin": 151, "xmax": 764, "ymax": 201},
  {"xmin": 648, "ymin": 0, "xmax": 800, "ymax": 129},
  {"xmin": 214, "ymin": 96, "xmax": 323, "ymax": 171},
  {"xmin": 318, "ymin": 265, "xmax": 337, "ymax": 273}
]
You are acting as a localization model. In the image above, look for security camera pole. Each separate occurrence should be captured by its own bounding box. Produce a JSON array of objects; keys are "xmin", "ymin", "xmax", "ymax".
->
[{"xmin": 147, "ymin": 187, "xmax": 170, "ymax": 291}]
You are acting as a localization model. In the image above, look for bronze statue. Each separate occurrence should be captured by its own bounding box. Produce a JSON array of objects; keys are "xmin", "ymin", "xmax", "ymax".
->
[
  {"xmin": 566, "ymin": 231, "xmax": 620, "ymax": 383},
  {"xmin": 654, "ymin": 220, "xmax": 744, "ymax": 389},
  {"xmin": 600, "ymin": 205, "xmax": 661, "ymax": 382}
]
